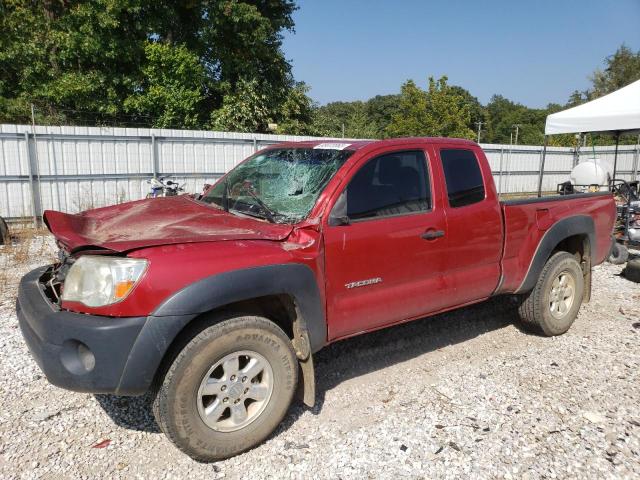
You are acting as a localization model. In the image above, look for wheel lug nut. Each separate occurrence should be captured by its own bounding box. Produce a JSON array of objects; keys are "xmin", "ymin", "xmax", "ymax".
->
[
  {"xmin": 242, "ymin": 376, "xmax": 247, "ymax": 382},
  {"xmin": 244, "ymin": 388, "xmax": 249, "ymax": 394},
  {"xmin": 221, "ymin": 385, "xmax": 227, "ymax": 391},
  {"xmin": 223, "ymin": 397, "xmax": 228, "ymax": 403},
  {"xmin": 230, "ymin": 375, "xmax": 236, "ymax": 381}
]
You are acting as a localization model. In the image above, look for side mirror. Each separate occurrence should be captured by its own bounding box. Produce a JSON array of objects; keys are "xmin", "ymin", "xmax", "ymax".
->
[{"xmin": 328, "ymin": 191, "xmax": 350, "ymax": 226}]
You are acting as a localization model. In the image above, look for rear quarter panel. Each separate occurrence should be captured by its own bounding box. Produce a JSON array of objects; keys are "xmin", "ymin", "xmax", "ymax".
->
[{"xmin": 499, "ymin": 193, "xmax": 615, "ymax": 293}]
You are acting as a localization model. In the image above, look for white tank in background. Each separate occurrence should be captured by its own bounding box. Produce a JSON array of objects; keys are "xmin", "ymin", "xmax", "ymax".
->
[{"xmin": 569, "ymin": 158, "xmax": 613, "ymax": 191}]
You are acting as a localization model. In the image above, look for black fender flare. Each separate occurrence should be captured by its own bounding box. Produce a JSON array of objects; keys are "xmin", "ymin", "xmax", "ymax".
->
[
  {"xmin": 515, "ymin": 215, "xmax": 595, "ymax": 294},
  {"xmin": 116, "ymin": 263, "xmax": 325, "ymax": 396}
]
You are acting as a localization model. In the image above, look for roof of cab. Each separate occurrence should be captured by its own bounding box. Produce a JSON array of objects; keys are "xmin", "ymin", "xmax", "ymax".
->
[{"xmin": 272, "ymin": 137, "xmax": 478, "ymax": 151}]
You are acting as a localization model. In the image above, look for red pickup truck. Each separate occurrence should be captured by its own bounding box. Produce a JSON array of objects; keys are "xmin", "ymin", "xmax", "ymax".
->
[{"xmin": 17, "ymin": 138, "xmax": 615, "ymax": 461}]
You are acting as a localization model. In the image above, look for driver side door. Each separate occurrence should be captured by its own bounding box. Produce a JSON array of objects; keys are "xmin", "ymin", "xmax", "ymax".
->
[{"xmin": 323, "ymin": 147, "xmax": 451, "ymax": 340}]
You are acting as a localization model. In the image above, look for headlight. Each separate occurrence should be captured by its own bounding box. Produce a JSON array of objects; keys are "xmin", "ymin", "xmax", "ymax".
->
[{"xmin": 61, "ymin": 256, "xmax": 148, "ymax": 307}]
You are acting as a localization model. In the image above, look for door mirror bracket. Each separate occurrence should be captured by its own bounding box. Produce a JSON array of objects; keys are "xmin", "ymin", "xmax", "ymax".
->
[{"xmin": 329, "ymin": 215, "xmax": 350, "ymax": 226}]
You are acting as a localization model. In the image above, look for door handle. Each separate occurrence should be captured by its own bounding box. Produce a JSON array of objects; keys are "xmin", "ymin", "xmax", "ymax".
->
[{"xmin": 421, "ymin": 229, "xmax": 445, "ymax": 240}]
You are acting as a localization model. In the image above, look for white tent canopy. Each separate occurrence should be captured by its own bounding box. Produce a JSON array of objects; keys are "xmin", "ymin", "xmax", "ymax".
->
[{"xmin": 545, "ymin": 79, "xmax": 640, "ymax": 135}]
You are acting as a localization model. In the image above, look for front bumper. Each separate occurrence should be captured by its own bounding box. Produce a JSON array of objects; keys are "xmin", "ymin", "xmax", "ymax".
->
[{"xmin": 16, "ymin": 266, "xmax": 148, "ymax": 394}]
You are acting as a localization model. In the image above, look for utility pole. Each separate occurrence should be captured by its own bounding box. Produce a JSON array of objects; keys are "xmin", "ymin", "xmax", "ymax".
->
[
  {"xmin": 341, "ymin": 123, "xmax": 345, "ymax": 139},
  {"xmin": 475, "ymin": 121, "xmax": 484, "ymax": 143},
  {"xmin": 512, "ymin": 124, "xmax": 522, "ymax": 145}
]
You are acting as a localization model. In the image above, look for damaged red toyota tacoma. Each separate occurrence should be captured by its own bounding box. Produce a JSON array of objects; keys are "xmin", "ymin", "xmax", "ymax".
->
[{"xmin": 17, "ymin": 138, "xmax": 616, "ymax": 461}]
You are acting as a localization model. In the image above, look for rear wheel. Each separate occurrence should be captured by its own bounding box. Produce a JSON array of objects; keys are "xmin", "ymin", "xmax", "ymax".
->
[
  {"xmin": 152, "ymin": 315, "xmax": 298, "ymax": 461},
  {"xmin": 608, "ymin": 241, "xmax": 629, "ymax": 265},
  {"xmin": 518, "ymin": 251, "xmax": 584, "ymax": 336}
]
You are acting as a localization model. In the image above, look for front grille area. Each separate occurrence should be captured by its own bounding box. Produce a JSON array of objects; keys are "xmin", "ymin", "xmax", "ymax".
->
[
  {"xmin": 40, "ymin": 250, "xmax": 74, "ymax": 307},
  {"xmin": 40, "ymin": 265, "xmax": 63, "ymax": 307}
]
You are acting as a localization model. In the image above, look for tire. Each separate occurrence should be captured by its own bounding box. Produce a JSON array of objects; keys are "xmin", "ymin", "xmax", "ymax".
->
[
  {"xmin": 152, "ymin": 315, "xmax": 298, "ymax": 462},
  {"xmin": 622, "ymin": 259, "xmax": 640, "ymax": 283},
  {"xmin": 517, "ymin": 251, "xmax": 585, "ymax": 336},
  {"xmin": 0, "ymin": 217, "xmax": 8, "ymax": 245},
  {"xmin": 608, "ymin": 242, "xmax": 629, "ymax": 265}
]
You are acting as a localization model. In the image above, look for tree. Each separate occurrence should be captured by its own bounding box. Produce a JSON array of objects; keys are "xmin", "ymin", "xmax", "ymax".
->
[
  {"xmin": 210, "ymin": 78, "xmax": 272, "ymax": 133},
  {"xmin": 0, "ymin": 0, "xmax": 299, "ymax": 129},
  {"xmin": 386, "ymin": 76, "xmax": 474, "ymax": 139},
  {"xmin": 385, "ymin": 80, "xmax": 429, "ymax": 137},
  {"xmin": 449, "ymin": 85, "xmax": 487, "ymax": 140},
  {"xmin": 312, "ymin": 101, "xmax": 358, "ymax": 136},
  {"xmin": 124, "ymin": 43, "xmax": 205, "ymax": 128},
  {"xmin": 365, "ymin": 94, "xmax": 400, "ymax": 138},
  {"xmin": 589, "ymin": 45, "xmax": 640, "ymax": 99},
  {"xmin": 274, "ymin": 82, "xmax": 317, "ymax": 135},
  {"xmin": 484, "ymin": 95, "xmax": 548, "ymax": 145},
  {"xmin": 422, "ymin": 77, "xmax": 474, "ymax": 139},
  {"xmin": 344, "ymin": 103, "xmax": 378, "ymax": 139}
]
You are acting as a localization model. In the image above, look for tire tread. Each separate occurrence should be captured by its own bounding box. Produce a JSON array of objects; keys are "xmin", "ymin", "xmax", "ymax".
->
[
  {"xmin": 151, "ymin": 315, "xmax": 297, "ymax": 462},
  {"xmin": 517, "ymin": 251, "xmax": 583, "ymax": 336}
]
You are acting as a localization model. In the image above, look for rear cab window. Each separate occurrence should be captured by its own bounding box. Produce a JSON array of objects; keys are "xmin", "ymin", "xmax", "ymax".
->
[{"xmin": 439, "ymin": 149, "xmax": 485, "ymax": 207}]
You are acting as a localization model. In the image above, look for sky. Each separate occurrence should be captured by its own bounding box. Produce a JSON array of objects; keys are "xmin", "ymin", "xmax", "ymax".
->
[{"xmin": 282, "ymin": 0, "xmax": 640, "ymax": 108}]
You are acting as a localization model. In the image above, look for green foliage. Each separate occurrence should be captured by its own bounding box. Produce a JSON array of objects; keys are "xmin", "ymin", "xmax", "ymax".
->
[
  {"xmin": 365, "ymin": 95, "xmax": 400, "ymax": 138},
  {"xmin": 589, "ymin": 45, "xmax": 640, "ymax": 99},
  {"xmin": 558, "ymin": 45, "xmax": 640, "ymax": 145},
  {"xmin": 274, "ymin": 83, "xmax": 317, "ymax": 135},
  {"xmin": 449, "ymin": 86, "xmax": 486, "ymax": 137},
  {"xmin": 386, "ymin": 77, "xmax": 474, "ymax": 139},
  {"xmin": 0, "ymin": 7, "xmax": 636, "ymax": 146},
  {"xmin": 312, "ymin": 101, "xmax": 360, "ymax": 137},
  {"xmin": 343, "ymin": 103, "xmax": 378, "ymax": 139},
  {"xmin": 385, "ymin": 80, "xmax": 429, "ymax": 137},
  {"xmin": 124, "ymin": 43, "xmax": 205, "ymax": 128},
  {"xmin": 311, "ymin": 44, "xmax": 639, "ymax": 146},
  {"xmin": 485, "ymin": 95, "xmax": 535, "ymax": 144},
  {"xmin": 210, "ymin": 78, "xmax": 272, "ymax": 133},
  {"xmin": 0, "ymin": 0, "xmax": 299, "ymax": 129}
]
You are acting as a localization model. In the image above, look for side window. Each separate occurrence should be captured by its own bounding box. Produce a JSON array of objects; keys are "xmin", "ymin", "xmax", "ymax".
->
[
  {"xmin": 345, "ymin": 150, "xmax": 430, "ymax": 221},
  {"xmin": 440, "ymin": 149, "xmax": 485, "ymax": 208}
]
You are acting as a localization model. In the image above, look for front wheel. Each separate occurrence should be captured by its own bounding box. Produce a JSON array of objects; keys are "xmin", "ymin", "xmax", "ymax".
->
[
  {"xmin": 517, "ymin": 251, "xmax": 585, "ymax": 336},
  {"xmin": 152, "ymin": 316, "xmax": 298, "ymax": 461}
]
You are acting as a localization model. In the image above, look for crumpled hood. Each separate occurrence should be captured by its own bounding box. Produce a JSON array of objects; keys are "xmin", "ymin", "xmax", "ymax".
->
[{"xmin": 43, "ymin": 196, "xmax": 293, "ymax": 253}]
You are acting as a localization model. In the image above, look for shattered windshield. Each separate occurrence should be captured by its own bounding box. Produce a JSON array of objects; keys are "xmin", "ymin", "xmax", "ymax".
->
[{"xmin": 201, "ymin": 147, "xmax": 354, "ymax": 223}]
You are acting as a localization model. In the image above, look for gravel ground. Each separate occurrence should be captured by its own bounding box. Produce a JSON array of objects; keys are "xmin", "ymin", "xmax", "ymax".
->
[{"xmin": 1, "ymin": 237, "xmax": 639, "ymax": 479}]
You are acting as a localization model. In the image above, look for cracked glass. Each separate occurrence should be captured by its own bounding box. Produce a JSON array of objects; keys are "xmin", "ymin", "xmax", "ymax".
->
[{"xmin": 202, "ymin": 148, "xmax": 354, "ymax": 223}]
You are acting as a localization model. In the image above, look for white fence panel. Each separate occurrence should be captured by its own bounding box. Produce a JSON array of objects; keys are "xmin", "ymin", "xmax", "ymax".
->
[{"xmin": 1, "ymin": 124, "xmax": 639, "ymax": 221}]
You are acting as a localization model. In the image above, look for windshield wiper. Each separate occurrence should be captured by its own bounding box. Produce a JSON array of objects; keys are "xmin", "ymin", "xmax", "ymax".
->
[
  {"xmin": 233, "ymin": 181, "xmax": 279, "ymax": 223},
  {"xmin": 245, "ymin": 190, "xmax": 278, "ymax": 223}
]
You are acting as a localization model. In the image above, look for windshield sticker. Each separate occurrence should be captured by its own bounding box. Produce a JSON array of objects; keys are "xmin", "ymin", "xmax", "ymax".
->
[{"xmin": 313, "ymin": 143, "xmax": 352, "ymax": 150}]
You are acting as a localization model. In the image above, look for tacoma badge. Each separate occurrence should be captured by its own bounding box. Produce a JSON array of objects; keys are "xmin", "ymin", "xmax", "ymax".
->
[{"xmin": 345, "ymin": 277, "xmax": 383, "ymax": 289}]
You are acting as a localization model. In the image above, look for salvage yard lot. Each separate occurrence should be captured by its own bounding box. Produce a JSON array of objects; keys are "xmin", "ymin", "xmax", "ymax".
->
[{"xmin": 1, "ymin": 236, "xmax": 639, "ymax": 479}]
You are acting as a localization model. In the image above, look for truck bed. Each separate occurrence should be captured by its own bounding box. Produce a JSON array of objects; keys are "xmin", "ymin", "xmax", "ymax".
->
[{"xmin": 497, "ymin": 191, "xmax": 615, "ymax": 294}]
